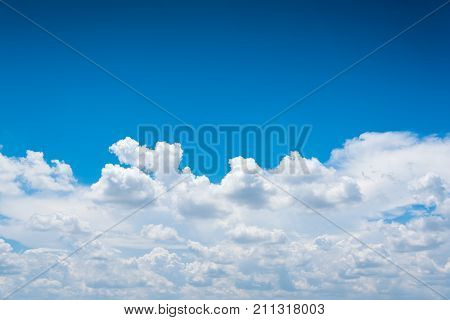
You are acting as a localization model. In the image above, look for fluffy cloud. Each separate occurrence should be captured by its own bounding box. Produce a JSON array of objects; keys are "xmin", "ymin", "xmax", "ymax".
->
[
  {"xmin": 90, "ymin": 164, "xmax": 163, "ymax": 204},
  {"xmin": 0, "ymin": 239, "xmax": 12, "ymax": 253},
  {"xmin": 28, "ymin": 212, "xmax": 90, "ymax": 234},
  {"xmin": 140, "ymin": 224, "xmax": 182, "ymax": 242},
  {"xmin": 409, "ymin": 173, "xmax": 448, "ymax": 206},
  {"xmin": 0, "ymin": 131, "xmax": 450, "ymax": 299},
  {"xmin": 109, "ymin": 138, "xmax": 183, "ymax": 185},
  {"xmin": 0, "ymin": 151, "xmax": 75, "ymax": 195},
  {"xmin": 227, "ymin": 225, "xmax": 286, "ymax": 244}
]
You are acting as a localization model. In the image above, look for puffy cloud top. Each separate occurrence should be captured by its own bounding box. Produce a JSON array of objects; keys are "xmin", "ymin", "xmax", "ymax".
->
[
  {"xmin": 0, "ymin": 150, "xmax": 75, "ymax": 195},
  {"xmin": 1, "ymin": 132, "xmax": 450, "ymax": 299}
]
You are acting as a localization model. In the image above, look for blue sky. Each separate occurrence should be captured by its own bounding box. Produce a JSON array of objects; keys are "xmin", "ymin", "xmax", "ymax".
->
[{"xmin": 1, "ymin": 0, "xmax": 449, "ymax": 183}]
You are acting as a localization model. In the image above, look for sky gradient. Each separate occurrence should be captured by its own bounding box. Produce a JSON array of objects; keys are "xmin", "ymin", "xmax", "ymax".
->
[{"xmin": 1, "ymin": 0, "xmax": 449, "ymax": 182}]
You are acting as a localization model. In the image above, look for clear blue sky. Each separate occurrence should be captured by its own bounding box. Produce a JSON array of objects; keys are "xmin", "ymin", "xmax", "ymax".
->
[{"xmin": 1, "ymin": 0, "xmax": 449, "ymax": 183}]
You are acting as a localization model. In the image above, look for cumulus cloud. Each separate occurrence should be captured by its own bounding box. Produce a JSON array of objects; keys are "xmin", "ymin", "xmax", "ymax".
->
[
  {"xmin": 227, "ymin": 225, "xmax": 286, "ymax": 244},
  {"xmin": 409, "ymin": 173, "xmax": 448, "ymax": 206},
  {"xmin": 90, "ymin": 164, "xmax": 163, "ymax": 204},
  {"xmin": 0, "ymin": 132, "xmax": 450, "ymax": 299},
  {"xmin": 140, "ymin": 224, "xmax": 182, "ymax": 242},
  {"xmin": 28, "ymin": 213, "xmax": 90, "ymax": 234},
  {"xmin": 0, "ymin": 150, "xmax": 75, "ymax": 195},
  {"xmin": 0, "ymin": 239, "xmax": 12, "ymax": 253},
  {"xmin": 109, "ymin": 138, "xmax": 183, "ymax": 185}
]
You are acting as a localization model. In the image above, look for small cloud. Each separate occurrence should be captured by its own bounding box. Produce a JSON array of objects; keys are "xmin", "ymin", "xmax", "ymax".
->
[
  {"xmin": 227, "ymin": 225, "xmax": 286, "ymax": 244},
  {"xmin": 140, "ymin": 224, "xmax": 183, "ymax": 242}
]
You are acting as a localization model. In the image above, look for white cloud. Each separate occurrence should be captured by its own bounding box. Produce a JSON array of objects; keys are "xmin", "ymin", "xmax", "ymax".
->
[
  {"xmin": 0, "ymin": 132, "xmax": 450, "ymax": 299},
  {"xmin": 0, "ymin": 151, "xmax": 75, "ymax": 195},
  {"xmin": 227, "ymin": 225, "xmax": 286, "ymax": 244},
  {"xmin": 28, "ymin": 212, "xmax": 90, "ymax": 234},
  {"xmin": 109, "ymin": 137, "xmax": 183, "ymax": 185},
  {"xmin": 409, "ymin": 173, "xmax": 448, "ymax": 206},
  {"xmin": 0, "ymin": 239, "xmax": 12, "ymax": 253},
  {"xmin": 90, "ymin": 164, "xmax": 163, "ymax": 204},
  {"xmin": 140, "ymin": 224, "xmax": 182, "ymax": 242}
]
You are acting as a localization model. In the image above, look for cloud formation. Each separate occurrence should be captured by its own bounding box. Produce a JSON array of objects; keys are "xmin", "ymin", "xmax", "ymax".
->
[{"xmin": 0, "ymin": 131, "xmax": 449, "ymax": 299}]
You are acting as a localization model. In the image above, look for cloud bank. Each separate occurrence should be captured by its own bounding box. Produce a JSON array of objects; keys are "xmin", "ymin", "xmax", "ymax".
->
[{"xmin": 1, "ymin": 131, "xmax": 450, "ymax": 299}]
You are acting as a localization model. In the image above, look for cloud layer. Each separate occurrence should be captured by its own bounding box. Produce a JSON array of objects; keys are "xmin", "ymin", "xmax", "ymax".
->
[{"xmin": 1, "ymin": 131, "xmax": 450, "ymax": 299}]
